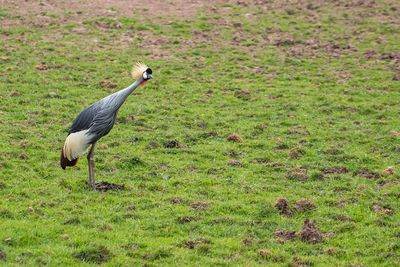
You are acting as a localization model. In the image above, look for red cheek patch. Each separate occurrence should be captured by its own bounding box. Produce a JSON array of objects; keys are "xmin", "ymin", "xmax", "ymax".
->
[{"xmin": 140, "ymin": 80, "xmax": 147, "ymax": 87}]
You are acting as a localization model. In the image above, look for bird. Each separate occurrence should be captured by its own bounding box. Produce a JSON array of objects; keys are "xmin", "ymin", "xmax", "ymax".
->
[{"xmin": 60, "ymin": 62, "xmax": 153, "ymax": 189}]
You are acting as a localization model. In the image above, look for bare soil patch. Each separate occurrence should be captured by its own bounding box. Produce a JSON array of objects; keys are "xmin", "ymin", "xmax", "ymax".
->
[
  {"xmin": 294, "ymin": 199, "xmax": 316, "ymax": 213},
  {"xmin": 183, "ymin": 238, "xmax": 210, "ymax": 249},
  {"xmin": 258, "ymin": 249, "xmax": 272, "ymax": 258},
  {"xmin": 92, "ymin": 181, "xmax": 125, "ymax": 191},
  {"xmin": 170, "ymin": 197, "xmax": 184, "ymax": 204},
  {"xmin": 356, "ymin": 168, "xmax": 380, "ymax": 179},
  {"xmin": 322, "ymin": 166, "xmax": 349, "ymax": 175},
  {"xmin": 228, "ymin": 159, "xmax": 242, "ymax": 167},
  {"xmin": 274, "ymin": 229, "xmax": 297, "ymax": 243},
  {"xmin": 1, "ymin": 0, "xmax": 225, "ymax": 28},
  {"xmin": 177, "ymin": 216, "xmax": 195, "ymax": 224},
  {"xmin": 287, "ymin": 167, "xmax": 308, "ymax": 181},
  {"xmin": 300, "ymin": 219, "xmax": 323, "ymax": 244},
  {"xmin": 164, "ymin": 140, "xmax": 186, "ymax": 149},
  {"xmin": 0, "ymin": 250, "xmax": 6, "ymax": 261},
  {"xmin": 371, "ymin": 204, "xmax": 394, "ymax": 215},
  {"xmin": 274, "ymin": 197, "xmax": 292, "ymax": 216},
  {"xmin": 227, "ymin": 133, "xmax": 242, "ymax": 143},
  {"xmin": 191, "ymin": 201, "xmax": 209, "ymax": 210}
]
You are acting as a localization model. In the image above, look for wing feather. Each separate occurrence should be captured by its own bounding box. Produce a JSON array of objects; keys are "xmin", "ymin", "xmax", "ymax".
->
[{"xmin": 68, "ymin": 103, "xmax": 101, "ymax": 134}]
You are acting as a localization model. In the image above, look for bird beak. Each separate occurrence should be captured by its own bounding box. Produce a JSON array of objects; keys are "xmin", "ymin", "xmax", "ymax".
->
[{"xmin": 147, "ymin": 74, "xmax": 153, "ymax": 79}]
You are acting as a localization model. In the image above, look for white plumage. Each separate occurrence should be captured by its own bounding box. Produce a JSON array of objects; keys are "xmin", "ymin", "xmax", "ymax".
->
[{"xmin": 63, "ymin": 130, "xmax": 92, "ymax": 161}]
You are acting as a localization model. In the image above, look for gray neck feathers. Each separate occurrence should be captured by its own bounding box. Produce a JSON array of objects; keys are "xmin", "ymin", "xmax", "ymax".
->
[
  {"xmin": 107, "ymin": 78, "xmax": 143, "ymax": 111},
  {"xmin": 119, "ymin": 78, "xmax": 143, "ymax": 99}
]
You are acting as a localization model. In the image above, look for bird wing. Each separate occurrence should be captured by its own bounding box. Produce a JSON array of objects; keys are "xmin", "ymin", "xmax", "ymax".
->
[
  {"xmin": 86, "ymin": 106, "xmax": 117, "ymax": 141},
  {"xmin": 68, "ymin": 103, "xmax": 101, "ymax": 134},
  {"xmin": 68, "ymin": 92, "xmax": 122, "ymax": 142}
]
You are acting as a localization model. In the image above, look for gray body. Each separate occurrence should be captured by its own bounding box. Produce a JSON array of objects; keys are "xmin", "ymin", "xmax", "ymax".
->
[{"xmin": 69, "ymin": 78, "xmax": 143, "ymax": 144}]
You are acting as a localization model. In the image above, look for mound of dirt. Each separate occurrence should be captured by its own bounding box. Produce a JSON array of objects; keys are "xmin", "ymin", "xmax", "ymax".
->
[
  {"xmin": 357, "ymin": 168, "xmax": 380, "ymax": 179},
  {"xmin": 191, "ymin": 201, "xmax": 209, "ymax": 210},
  {"xmin": 274, "ymin": 229, "xmax": 297, "ymax": 242},
  {"xmin": 227, "ymin": 133, "xmax": 242, "ymax": 143},
  {"xmin": 275, "ymin": 197, "xmax": 292, "ymax": 216},
  {"xmin": 93, "ymin": 181, "xmax": 125, "ymax": 192},
  {"xmin": 164, "ymin": 140, "xmax": 185, "ymax": 148},
  {"xmin": 300, "ymin": 219, "xmax": 323, "ymax": 244},
  {"xmin": 183, "ymin": 238, "xmax": 210, "ymax": 249},
  {"xmin": 294, "ymin": 199, "xmax": 316, "ymax": 213}
]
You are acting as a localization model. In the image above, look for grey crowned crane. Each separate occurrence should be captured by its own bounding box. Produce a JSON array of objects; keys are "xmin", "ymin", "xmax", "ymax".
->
[{"xmin": 60, "ymin": 63, "xmax": 153, "ymax": 190}]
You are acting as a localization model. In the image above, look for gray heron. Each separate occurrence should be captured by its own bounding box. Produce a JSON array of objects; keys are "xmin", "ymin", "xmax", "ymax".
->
[{"xmin": 60, "ymin": 62, "xmax": 153, "ymax": 190}]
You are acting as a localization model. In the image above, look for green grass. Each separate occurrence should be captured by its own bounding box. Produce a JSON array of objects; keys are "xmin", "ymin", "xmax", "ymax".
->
[{"xmin": 0, "ymin": 1, "xmax": 399, "ymax": 266}]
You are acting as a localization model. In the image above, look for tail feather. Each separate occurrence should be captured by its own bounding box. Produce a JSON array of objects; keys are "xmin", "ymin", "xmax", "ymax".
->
[
  {"xmin": 60, "ymin": 147, "xmax": 78, "ymax": 169},
  {"xmin": 60, "ymin": 129, "xmax": 91, "ymax": 169}
]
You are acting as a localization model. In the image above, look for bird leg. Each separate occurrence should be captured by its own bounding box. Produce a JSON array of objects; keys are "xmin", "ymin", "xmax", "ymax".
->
[{"xmin": 87, "ymin": 142, "xmax": 96, "ymax": 190}]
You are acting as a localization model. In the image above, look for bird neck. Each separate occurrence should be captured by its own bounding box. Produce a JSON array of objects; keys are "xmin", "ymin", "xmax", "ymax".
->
[
  {"xmin": 108, "ymin": 78, "xmax": 144, "ymax": 111},
  {"xmin": 118, "ymin": 78, "xmax": 143, "ymax": 99},
  {"xmin": 126, "ymin": 78, "xmax": 143, "ymax": 94}
]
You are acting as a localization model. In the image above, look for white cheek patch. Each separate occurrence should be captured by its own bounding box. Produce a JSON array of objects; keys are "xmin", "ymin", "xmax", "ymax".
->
[{"xmin": 143, "ymin": 72, "xmax": 148, "ymax": 79}]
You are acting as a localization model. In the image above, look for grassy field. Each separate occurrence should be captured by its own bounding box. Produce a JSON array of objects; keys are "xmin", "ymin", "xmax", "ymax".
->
[{"xmin": 1, "ymin": 0, "xmax": 399, "ymax": 265}]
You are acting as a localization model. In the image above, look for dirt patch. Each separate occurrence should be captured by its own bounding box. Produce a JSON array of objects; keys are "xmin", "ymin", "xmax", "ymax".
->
[
  {"xmin": 35, "ymin": 63, "xmax": 48, "ymax": 71},
  {"xmin": 1, "ymin": 0, "xmax": 225, "ymax": 28},
  {"xmin": 225, "ymin": 150, "xmax": 240, "ymax": 158},
  {"xmin": 0, "ymin": 250, "xmax": 6, "ymax": 261},
  {"xmin": 251, "ymin": 157, "xmax": 270, "ymax": 164},
  {"xmin": 74, "ymin": 245, "xmax": 112, "ymax": 264},
  {"xmin": 289, "ymin": 147, "xmax": 305, "ymax": 159},
  {"xmin": 191, "ymin": 201, "xmax": 209, "ymax": 210},
  {"xmin": 258, "ymin": 249, "xmax": 272, "ymax": 258},
  {"xmin": 274, "ymin": 197, "xmax": 292, "ymax": 216},
  {"xmin": 390, "ymin": 130, "xmax": 400, "ymax": 137},
  {"xmin": 63, "ymin": 217, "xmax": 81, "ymax": 225},
  {"xmin": 287, "ymin": 39, "xmax": 357, "ymax": 58},
  {"xmin": 381, "ymin": 52, "xmax": 400, "ymax": 61},
  {"xmin": 371, "ymin": 204, "xmax": 394, "ymax": 215},
  {"xmin": 274, "ymin": 229, "xmax": 297, "ymax": 243},
  {"xmin": 227, "ymin": 133, "xmax": 242, "ymax": 143},
  {"xmin": 356, "ymin": 168, "xmax": 380, "ymax": 179},
  {"xmin": 287, "ymin": 167, "xmax": 308, "ymax": 181},
  {"xmin": 183, "ymin": 238, "xmax": 210, "ymax": 249},
  {"xmin": 95, "ymin": 21, "xmax": 123, "ymax": 29},
  {"xmin": 10, "ymin": 90, "xmax": 20, "ymax": 97},
  {"xmin": 364, "ymin": 49, "xmax": 377, "ymax": 59},
  {"xmin": 294, "ymin": 199, "xmax": 316, "ymax": 213},
  {"xmin": 234, "ymin": 89, "xmax": 251, "ymax": 100},
  {"xmin": 100, "ymin": 79, "xmax": 118, "ymax": 92},
  {"xmin": 177, "ymin": 216, "xmax": 195, "ymax": 224},
  {"xmin": 170, "ymin": 197, "xmax": 183, "ymax": 204},
  {"xmin": 290, "ymin": 256, "xmax": 313, "ymax": 267},
  {"xmin": 287, "ymin": 126, "xmax": 309, "ymax": 136},
  {"xmin": 242, "ymin": 237, "xmax": 253, "ymax": 246},
  {"xmin": 93, "ymin": 181, "xmax": 125, "ymax": 191},
  {"xmin": 382, "ymin": 166, "xmax": 395, "ymax": 176},
  {"xmin": 164, "ymin": 140, "xmax": 186, "ymax": 148},
  {"xmin": 300, "ymin": 219, "xmax": 323, "ymax": 244},
  {"xmin": 228, "ymin": 160, "xmax": 242, "ymax": 167}
]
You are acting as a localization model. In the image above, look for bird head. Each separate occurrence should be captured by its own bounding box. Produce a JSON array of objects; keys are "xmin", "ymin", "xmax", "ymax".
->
[{"xmin": 131, "ymin": 62, "xmax": 153, "ymax": 86}]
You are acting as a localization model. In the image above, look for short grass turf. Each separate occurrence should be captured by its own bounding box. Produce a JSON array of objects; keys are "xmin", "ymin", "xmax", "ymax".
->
[{"xmin": 1, "ymin": 1, "xmax": 400, "ymax": 266}]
